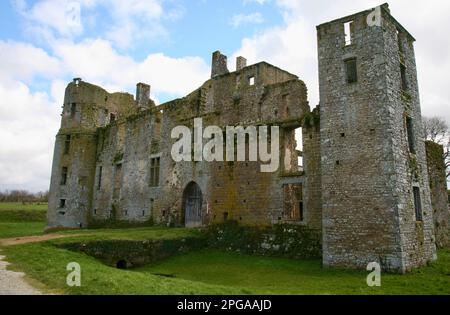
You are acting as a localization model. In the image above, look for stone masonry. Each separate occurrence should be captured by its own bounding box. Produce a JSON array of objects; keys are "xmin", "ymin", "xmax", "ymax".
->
[{"xmin": 48, "ymin": 4, "xmax": 448, "ymax": 272}]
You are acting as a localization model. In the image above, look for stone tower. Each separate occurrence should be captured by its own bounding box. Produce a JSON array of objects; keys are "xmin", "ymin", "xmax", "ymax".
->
[
  {"xmin": 47, "ymin": 79, "xmax": 137, "ymax": 229},
  {"xmin": 317, "ymin": 4, "xmax": 437, "ymax": 272}
]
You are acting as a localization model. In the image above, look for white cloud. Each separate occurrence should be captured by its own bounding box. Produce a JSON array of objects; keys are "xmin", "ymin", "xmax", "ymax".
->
[
  {"xmin": 234, "ymin": 0, "xmax": 450, "ymax": 124},
  {"xmin": 0, "ymin": 81, "xmax": 60, "ymax": 192},
  {"xmin": 230, "ymin": 12, "xmax": 264, "ymax": 28},
  {"xmin": 51, "ymin": 39, "xmax": 210, "ymax": 96},
  {"xmin": 103, "ymin": 0, "xmax": 168, "ymax": 49},
  {"xmin": 13, "ymin": 0, "xmax": 175, "ymax": 49},
  {"xmin": 13, "ymin": 0, "xmax": 90, "ymax": 38},
  {"xmin": 0, "ymin": 40, "xmax": 62, "ymax": 83}
]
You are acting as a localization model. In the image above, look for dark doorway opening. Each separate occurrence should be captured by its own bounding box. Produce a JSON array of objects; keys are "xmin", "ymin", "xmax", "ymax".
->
[
  {"xmin": 116, "ymin": 260, "xmax": 127, "ymax": 269},
  {"xmin": 183, "ymin": 182, "xmax": 203, "ymax": 228}
]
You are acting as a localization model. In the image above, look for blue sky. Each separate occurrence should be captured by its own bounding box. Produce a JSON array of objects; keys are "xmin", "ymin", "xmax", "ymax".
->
[{"xmin": 1, "ymin": 0, "xmax": 450, "ymax": 192}]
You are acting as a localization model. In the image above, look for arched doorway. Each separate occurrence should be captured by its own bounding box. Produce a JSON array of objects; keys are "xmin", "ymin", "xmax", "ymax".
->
[{"xmin": 183, "ymin": 182, "xmax": 203, "ymax": 228}]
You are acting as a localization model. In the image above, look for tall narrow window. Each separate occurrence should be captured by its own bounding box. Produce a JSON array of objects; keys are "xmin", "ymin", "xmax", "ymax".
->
[
  {"xmin": 97, "ymin": 166, "xmax": 103, "ymax": 190},
  {"xmin": 400, "ymin": 64, "xmax": 408, "ymax": 91},
  {"xmin": 344, "ymin": 21, "xmax": 354, "ymax": 46},
  {"xmin": 61, "ymin": 167, "xmax": 68, "ymax": 185},
  {"xmin": 413, "ymin": 187, "xmax": 422, "ymax": 221},
  {"xmin": 396, "ymin": 28, "xmax": 405, "ymax": 57},
  {"xmin": 406, "ymin": 117, "xmax": 416, "ymax": 154},
  {"xmin": 345, "ymin": 58, "xmax": 358, "ymax": 83},
  {"xmin": 150, "ymin": 157, "xmax": 160, "ymax": 187},
  {"xmin": 64, "ymin": 135, "xmax": 71, "ymax": 155},
  {"xmin": 59, "ymin": 199, "xmax": 66, "ymax": 208},
  {"xmin": 299, "ymin": 201, "xmax": 304, "ymax": 222},
  {"xmin": 110, "ymin": 113, "xmax": 116, "ymax": 123},
  {"xmin": 70, "ymin": 103, "xmax": 76, "ymax": 118}
]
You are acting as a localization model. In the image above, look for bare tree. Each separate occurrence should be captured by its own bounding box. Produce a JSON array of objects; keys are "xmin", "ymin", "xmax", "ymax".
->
[
  {"xmin": 423, "ymin": 116, "xmax": 449, "ymax": 144},
  {"xmin": 445, "ymin": 137, "xmax": 450, "ymax": 179},
  {"xmin": 423, "ymin": 116, "xmax": 450, "ymax": 179}
]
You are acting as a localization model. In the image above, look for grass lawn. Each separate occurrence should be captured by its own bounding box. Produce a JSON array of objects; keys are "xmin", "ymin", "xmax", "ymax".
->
[
  {"xmin": 0, "ymin": 222, "xmax": 47, "ymax": 238},
  {"xmin": 1, "ymin": 234, "xmax": 450, "ymax": 294},
  {"xmin": 0, "ymin": 234, "xmax": 245, "ymax": 295},
  {"xmin": 1, "ymin": 202, "xmax": 449, "ymax": 295},
  {"xmin": 139, "ymin": 249, "xmax": 450, "ymax": 295},
  {"xmin": 0, "ymin": 202, "xmax": 48, "ymax": 211},
  {"xmin": 0, "ymin": 202, "xmax": 47, "ymax": 238}
]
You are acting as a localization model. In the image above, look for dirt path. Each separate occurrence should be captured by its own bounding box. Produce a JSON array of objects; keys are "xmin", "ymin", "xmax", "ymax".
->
[
  {"xmin": 0, "ymin": 234, "xmax": 78, "ymax": 294},
  {"xmin": 0, "ymin": 234, "xmax": 75, "ymax": 246},
  {"xmin": 0, "ymin": 251, "xmax": 42, "ymax": 295}
]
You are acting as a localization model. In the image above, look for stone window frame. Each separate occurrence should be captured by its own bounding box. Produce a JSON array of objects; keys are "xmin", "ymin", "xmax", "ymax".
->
[
  {"xmin": 97, "ymin": 166, "xmax": 103, "ymax": 190},
  {"xmin": 70, "ymin": 103, "xmax": 77, "ymax": 118},
  {"xmin": 400, "ymin": 62, "xmax": 408, "ymax": 92},
  {"xmin": 60, "ymin": 167, "xmax": 68, "ymax": 186},
  {"xmin": 149, "ymin": 154, "xmax": 161, "ymax": 187},
  {"xmin": 248, "ymin": 75, "xmax": 255, "ymax": 86},
  {"xmin": 405, "ymin": 115, "xmax": 416, "ymax": 154},
  {"xmin": 64, "ymin": 135, "xmax": 71, "ymax": 155},
  {"xmin": 412, "ymin": 186, "xmax": 423, "ymax": 222},
  {"xmin": 344, "ymin": 57, "xmax": 358, "ymax": 84}
]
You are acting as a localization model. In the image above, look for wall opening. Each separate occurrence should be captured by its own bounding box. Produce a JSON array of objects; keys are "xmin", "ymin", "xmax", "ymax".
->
[
  {"xmin": 150, "ymin": 157, "xmax": 160, "ymax": 187},
  {"xmin": 281, "ymin": 94, "xmax": 290, "ymax": 119},
  {"xmin": 396, "ymin": 29, "xmax": 403, "ymax": 53},
  {"xmin": 248, "ymin": 76, "xmax": 255, "ymax": 86},
  {"xmin": 59, "ymin": 199, "xmax": 66, "ymax": 208},
  {"xmin": 345, "ymin": 58, "xmax": 358, "ymax": 83},
  {"xmin": 283, "ymin": 183, "xmax": 303, "ymax": 221},
  {"xmin": 61, "ymin": 167, "xmax": 68, "ymax": 186},
  {"xmin": 183, "ymin": 182, "xmax": 203, "ymax": 228},
  {"xmin": 64, "ymin": 135, "xmax": 71, "ymax": 155},
  {"xmin": 97, "ymin": 166, "xmax": 103, "ymax": 190},
  {"xmin": 344, "ymin": 21, "xmax": 354, "ymax": 46},
  {"xmin": 406, "ymin": 116, "xmax": 416, "ymax": 154},
  {"xmin": 70, "ymin": 103, "xmax": 76, "ymax": 118},
  {"xmin": 400, "ymin": 63, "xmax": 408, "ymax": 91},
  {"xmin": 284, "ymin": 127, "xmax": 303, "ymax": 173},
  {"xmin": 413, "ymin": 187, "xmax": 423, "ymax": 222},
  {"xmin": 116, "ymin": 260, "xmax": 127, "ymax": 269}
]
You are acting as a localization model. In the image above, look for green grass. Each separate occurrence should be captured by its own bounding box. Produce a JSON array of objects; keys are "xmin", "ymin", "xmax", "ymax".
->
[
  {"xmin": 138, "ymin": 249, "xmax": 450, "ymax": 295},
  {"xmin": 2, "ymin": 235, "xmax": 450, "ymax": 294},
  {"xmin": 0, "ymin": 202, "xmax": 48, "ymax": 211},
  {"xmin": 0, "ymin": 202, "xmax": 47, "ymax": 238},
  {"xmin": 1, "ymin": 202, "xmax": 449, "ymax": 295},
  {"xmin": 0, "ymin": 222, "xmax": 47, "ymax": 238},
  {"xmin": 0, "ymin": 236, "xmax": 246, "ymax": 295},
  {"xmin": 51, "ymin": 226, "xmax": 201, "ymax": 243}
]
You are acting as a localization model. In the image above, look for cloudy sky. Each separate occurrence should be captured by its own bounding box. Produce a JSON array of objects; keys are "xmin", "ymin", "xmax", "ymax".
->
[{"xmin": 1, "ymin": 0, "xmax": 449, "ymax": 192}]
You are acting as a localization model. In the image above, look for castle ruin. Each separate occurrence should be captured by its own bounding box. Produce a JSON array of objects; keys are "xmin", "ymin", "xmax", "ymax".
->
[{"xmin": 47, "ymin": 4, "xmax": 449, "ymax": 272}]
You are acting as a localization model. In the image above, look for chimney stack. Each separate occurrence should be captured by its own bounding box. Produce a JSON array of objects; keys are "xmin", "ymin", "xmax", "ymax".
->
[
  {"xmin": 136, "ymin": 83, "xmax": 150, "ymax": 108},
  {"xmin": 236, "ymin": 56, "xmax": 247, "ymax": 71},
  {"xmin": 211, "ymin": 51, "xmax": 229, "ymax": 78}
]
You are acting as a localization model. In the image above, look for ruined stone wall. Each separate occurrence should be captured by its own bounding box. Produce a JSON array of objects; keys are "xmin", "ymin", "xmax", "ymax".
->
[
  {"xmin": 317, "ymin": 5, "xmax": 436, "ymax": 272},
  {"xmin": 302, "ymin": 108, "xmax": 322, "ymax": 231},
  {"xmin": 382, "ymin": 7, "xmax": 436, "ymax": 270},
  {"xmin": 426, "ymin": 141, "xmax": 449, "ymax": 248},
  {"xmin": 85, "ymin": 62, "xmax": 314, "ymax": 228}
]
